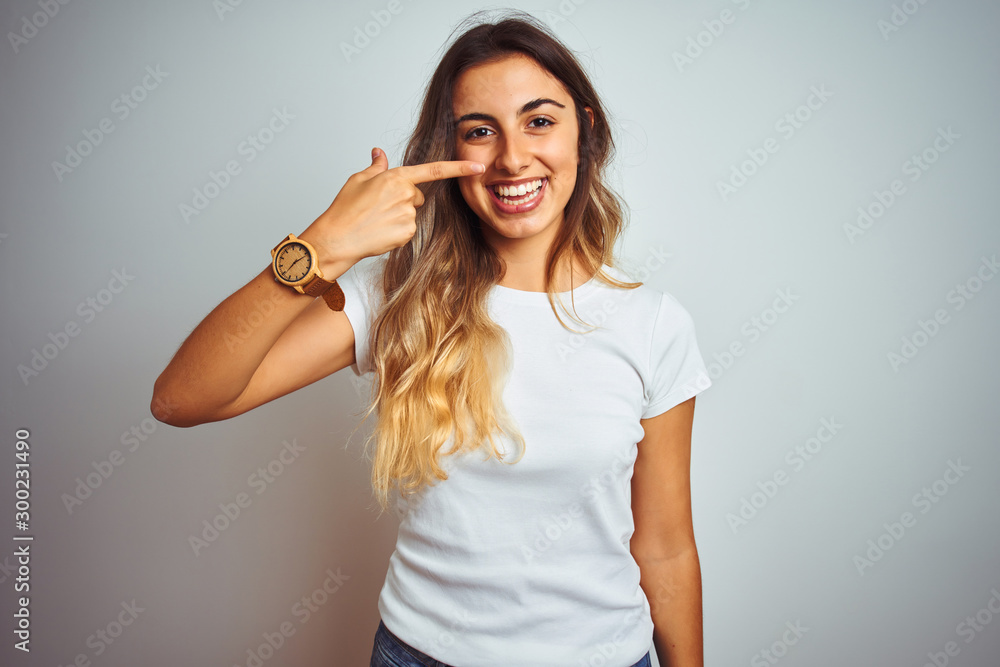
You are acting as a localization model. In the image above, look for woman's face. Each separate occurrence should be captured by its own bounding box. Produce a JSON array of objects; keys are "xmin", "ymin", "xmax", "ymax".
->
[{"xmin": 452, "ymin": 54, "xmax": 592, "ymax": 256}]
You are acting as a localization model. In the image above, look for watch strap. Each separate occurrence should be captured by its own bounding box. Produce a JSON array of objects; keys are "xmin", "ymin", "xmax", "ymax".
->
[
  {"xmin": 321, "ymin": 281, "xmax": 346, "ymax": 311},
  {"xmin": 303, "ymin": 274, "xmax": 345, "ymax": 312},
  {"xmin": 302, "ymin": 274, "xmax": 335, "ymax": 297}
]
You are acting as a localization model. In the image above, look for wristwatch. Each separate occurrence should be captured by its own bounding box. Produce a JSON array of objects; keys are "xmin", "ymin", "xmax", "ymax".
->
[{"xmin": 271, "ymin": 233, "xmax": 345, "ymax": 311}]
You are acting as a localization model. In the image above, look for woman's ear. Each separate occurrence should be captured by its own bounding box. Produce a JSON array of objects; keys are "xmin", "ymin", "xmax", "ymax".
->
[{"xmin": 585, "ymin": 106, "xmax": 595, "ymax": 128}]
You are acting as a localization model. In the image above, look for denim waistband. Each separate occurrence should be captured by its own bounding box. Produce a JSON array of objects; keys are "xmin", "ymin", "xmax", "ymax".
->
[{"xmin": 371, "ymin": 619, "xmax": 652, "ymax": 667}]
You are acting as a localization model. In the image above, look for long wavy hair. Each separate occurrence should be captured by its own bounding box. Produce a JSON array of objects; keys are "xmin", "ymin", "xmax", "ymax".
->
[{"xmin": 360, "ymin": 10, "xmax": 640, "ymax": 513}]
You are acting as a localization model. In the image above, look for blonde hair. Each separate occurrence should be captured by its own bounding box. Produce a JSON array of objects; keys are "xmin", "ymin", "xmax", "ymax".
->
[{"xmin": 358, "ymin": 12, "xmax": 639, "ymax": 513}]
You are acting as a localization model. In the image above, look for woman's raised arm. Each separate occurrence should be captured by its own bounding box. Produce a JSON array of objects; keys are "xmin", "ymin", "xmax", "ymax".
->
[{"xmin": 150, "ymin": 148, "xmax": 485, "ymax": 427}]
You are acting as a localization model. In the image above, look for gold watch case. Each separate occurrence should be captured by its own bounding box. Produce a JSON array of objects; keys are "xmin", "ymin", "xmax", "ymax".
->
[{"xmin": 271, "ymin": 233, "xmax": 322, "ymax": 293}]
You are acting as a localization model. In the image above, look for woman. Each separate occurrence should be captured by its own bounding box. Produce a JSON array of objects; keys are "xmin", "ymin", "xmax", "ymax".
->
[{"xmin": 152, "ymin": 10, "xmax": 711, "ymax": 667}]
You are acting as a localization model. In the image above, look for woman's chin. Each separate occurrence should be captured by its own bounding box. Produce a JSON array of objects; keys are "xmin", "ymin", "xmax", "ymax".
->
[{"xmin": 477, "ymin": 211, "xmax": 563, "ymax": 246}]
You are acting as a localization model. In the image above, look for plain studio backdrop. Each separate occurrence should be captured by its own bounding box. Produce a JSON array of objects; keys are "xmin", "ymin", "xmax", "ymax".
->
[{"xmin": 1, "ymin": 1, "xmax": 998, "ymax": 665}]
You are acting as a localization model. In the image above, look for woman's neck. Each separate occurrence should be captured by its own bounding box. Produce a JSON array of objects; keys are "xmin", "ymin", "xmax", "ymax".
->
[{"xmin": 497, "ymin": 252, "xmax": 594, "ymax": 293}]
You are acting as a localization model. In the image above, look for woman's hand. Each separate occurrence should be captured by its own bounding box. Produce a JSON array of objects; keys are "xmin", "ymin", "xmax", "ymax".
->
[{"xmin": 300, "ymin": 147, "xmax": 485, "ymax": 269}]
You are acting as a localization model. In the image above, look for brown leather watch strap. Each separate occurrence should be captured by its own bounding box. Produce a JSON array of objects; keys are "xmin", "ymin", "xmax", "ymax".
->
[
  {"xmin": 302, "ymin": 275, "xmax": 334, "ymax": 297},
  {"xmin": 302, "ymin": 275, "xmax": 345, "ymax": 312},
  {"xmin": 321, "ymin": 281, "xmax": 346, "ymax": 311}
]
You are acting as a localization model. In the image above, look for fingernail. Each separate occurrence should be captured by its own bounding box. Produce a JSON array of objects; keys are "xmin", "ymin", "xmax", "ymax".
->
[
  {"xmin": 372, "ymin": 147, "xmax": 379, "ymax": 159},
  {"xmin": 472, "ymin": 163, "xmax": 484, "ymax": 173}
]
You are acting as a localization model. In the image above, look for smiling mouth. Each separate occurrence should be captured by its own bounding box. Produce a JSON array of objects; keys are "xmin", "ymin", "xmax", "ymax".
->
[{"xmin": 487, "ymin": 177, "xmax": 547, "ymax": 207}]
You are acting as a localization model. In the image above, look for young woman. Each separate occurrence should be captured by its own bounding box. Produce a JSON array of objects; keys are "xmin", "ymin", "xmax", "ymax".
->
[{"xmin": 152, "ymin": 11, "xmax": 711, "ymax": 667}]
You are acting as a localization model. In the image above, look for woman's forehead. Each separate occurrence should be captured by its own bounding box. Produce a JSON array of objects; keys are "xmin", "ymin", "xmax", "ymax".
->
[{"xmin": 452, "ymin": 55, "xmax": 570, "ymax": 114}]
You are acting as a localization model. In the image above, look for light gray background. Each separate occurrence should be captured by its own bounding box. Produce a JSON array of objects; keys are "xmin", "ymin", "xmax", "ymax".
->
[{"xmin": 2, "ymin": 1, "xmax": 999, "ymax": 665}]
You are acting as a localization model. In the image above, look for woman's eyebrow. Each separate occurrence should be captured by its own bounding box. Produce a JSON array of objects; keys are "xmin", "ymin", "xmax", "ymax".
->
[{"xmin": 454, "ymin": 98, "xmax": 566, "ymax": 125}]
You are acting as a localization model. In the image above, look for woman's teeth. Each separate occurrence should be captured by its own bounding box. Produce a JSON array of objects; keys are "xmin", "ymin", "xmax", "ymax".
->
[{"xmin": 493, "ymin": 178, "xmax": 544, "ymax": 203}]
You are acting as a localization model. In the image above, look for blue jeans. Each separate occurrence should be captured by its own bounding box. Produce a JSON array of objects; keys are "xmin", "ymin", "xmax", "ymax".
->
[{"xmin": 370, "ymin": 619, "xmax": 652, "ymax": 667}]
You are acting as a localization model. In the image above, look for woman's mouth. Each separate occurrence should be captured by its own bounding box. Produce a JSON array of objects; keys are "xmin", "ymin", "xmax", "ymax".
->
[{"xmin": 487, "ymin": 177, "xmax": 547, "ymax": 214}]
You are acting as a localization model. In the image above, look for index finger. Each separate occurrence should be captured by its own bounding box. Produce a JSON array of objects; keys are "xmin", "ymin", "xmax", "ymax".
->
[{"xmin": 394, "ymin": 160, "xmax": 485, "ymax": 184}]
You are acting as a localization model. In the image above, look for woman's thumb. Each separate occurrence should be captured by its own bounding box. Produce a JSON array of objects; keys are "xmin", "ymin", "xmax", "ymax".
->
[{"xmin": 369, "ymin": 146, "xmax": 388, "ymax": 172}]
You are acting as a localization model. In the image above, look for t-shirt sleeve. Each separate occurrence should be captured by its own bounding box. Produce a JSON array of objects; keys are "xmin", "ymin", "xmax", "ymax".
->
[
  {"xmin": 642, "ymin": 292, "xmax": 712, "ymax": 419},
  {"xmin": 335, "ymin": 258, "xmax": 382, "ymax": 376}
]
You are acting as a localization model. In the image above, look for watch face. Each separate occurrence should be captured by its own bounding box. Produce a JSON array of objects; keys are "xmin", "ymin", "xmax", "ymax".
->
[{"xmin": 275, "ymin": 242, "xmax": 312, "ymax": 282}]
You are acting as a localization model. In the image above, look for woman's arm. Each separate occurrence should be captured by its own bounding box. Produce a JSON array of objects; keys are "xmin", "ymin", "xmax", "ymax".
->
[
  {"xmin": 151, "ymin": 149, "xmax": 486, "ymax": 427},
  {"xmin": 631, "ymin": 397, "xmax": 703, "ymax": 667},
  {"xmin": 150, "ymin": 256, "xmax": 358, "ymax": 427}
]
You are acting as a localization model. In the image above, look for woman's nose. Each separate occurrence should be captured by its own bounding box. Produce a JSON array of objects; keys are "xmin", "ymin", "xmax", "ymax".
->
[{"xmin": 494, "ymin": 134, "xmax": 531, "ymax": 174}]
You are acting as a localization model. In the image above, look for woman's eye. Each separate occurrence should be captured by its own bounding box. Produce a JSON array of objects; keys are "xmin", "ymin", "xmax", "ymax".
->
[
  {"xmin": 465, "ymin": 127, "xmax": 492, "ymax": 140},
  {"xmin": 530, "ymin": 118, "xmax": 553, "ymax": 128}
]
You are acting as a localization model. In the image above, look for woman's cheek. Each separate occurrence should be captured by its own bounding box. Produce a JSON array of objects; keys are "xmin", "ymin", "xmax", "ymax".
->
[
  {"xmin": 459, "ymin": 180, "xmax": 482, "ymax": 211},
  {"xmin": 460, "ymin": 146, "xmax": 488, "ymax": 164}
]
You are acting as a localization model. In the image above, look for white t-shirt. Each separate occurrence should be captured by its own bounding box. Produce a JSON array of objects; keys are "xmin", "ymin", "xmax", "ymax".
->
[{"xmin": 337, "ymin": 257, "xmax": 712, "ymax": 667}]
